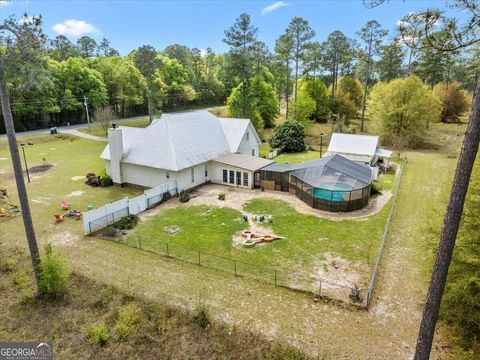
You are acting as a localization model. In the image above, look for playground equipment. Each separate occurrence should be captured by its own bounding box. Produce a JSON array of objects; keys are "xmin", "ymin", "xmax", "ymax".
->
[{"xmin": 60, "ymin": 200, "xmax": 70, "ymax": 210}]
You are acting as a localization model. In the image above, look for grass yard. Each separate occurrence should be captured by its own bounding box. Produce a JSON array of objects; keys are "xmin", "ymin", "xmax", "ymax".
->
[
  {"xmin": 77, "ymin": 116, "xmax": 150, "ymax": 138},
  {"xmin": 124, "ymin": 195, "xmax": 392, "ymax": 293},
  {"xmin": 274, "ymin": 150, "xmax": 321, "ymax": 164},
  {"xmin": 0, "ymin": 134, "xmax": 142, "ymax": 243}
]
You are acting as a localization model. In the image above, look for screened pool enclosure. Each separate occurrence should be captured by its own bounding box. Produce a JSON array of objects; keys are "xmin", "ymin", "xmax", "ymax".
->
[{"xmin": 260, "ymin": 155, "xmax": 373, "ymax": 212}]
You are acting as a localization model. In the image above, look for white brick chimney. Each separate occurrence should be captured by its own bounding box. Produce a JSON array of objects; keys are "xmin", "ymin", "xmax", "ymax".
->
[{"xmin": 108, "ymin": 125, "xmax": 123, "ymax": 185}]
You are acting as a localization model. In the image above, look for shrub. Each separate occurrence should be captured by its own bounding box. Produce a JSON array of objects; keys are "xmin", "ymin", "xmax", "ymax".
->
[
  {"xmin": 218, "ymin": 193, "xmax": 226, "ymax": 201},
  {"xmin": 112, "ymin": 215, "xmax": 138, "ymax": 230},
  {"xmin": 269, "ymin": 120, "xmax": 306, "ymax": 153},
  {"xmin": 103, "ymin": 226, "xmax": 117, "ymax": 238},
  {"xmin": 193, "ymin": 303, "xmax": 211, "ymax": 329},
  {"xmin": 179, "ymin": 190, "xmax": 190, "ymax": 203},
  {"xmin": 84, "ymin": 321, "xmax": 110, "ymax": 346},
  {"xmin": 38, "ymin": 243, "xmax": 69, "ymax": 298},
  {"xmin": 114, "ymin": 302, "xmax": 145, "ymax": 340},
  {"xmin": 349, "ymin": 284, "xmax": 362, "ymax": 303},
  {"xmin": 370, "ymin": 182, "xmax": 382, "ymax": 195},
  {"xmin": 99, "ymin": 175, "xmax": 112, "ymax": 187}
]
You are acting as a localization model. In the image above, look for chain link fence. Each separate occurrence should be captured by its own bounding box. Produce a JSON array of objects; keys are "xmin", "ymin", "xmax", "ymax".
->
[{"xmin": 117, "ymin": 235, "xmax": 363, "ymax": 307}]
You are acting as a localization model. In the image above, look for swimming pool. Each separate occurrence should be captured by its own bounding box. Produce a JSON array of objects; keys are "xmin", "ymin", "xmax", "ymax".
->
[{"xmin": 313, "ymin": 182, "xmax": 352, "ymax": 202}]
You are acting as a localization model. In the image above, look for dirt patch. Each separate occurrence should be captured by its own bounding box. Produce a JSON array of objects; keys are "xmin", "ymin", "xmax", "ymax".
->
[
  {"xmin": 66, "ymin": 190, "xmax": 85, "ymax": 197},
  {"xmin": 71, "ymin": 176, "xmax": 85, "ymax": 181},
  {"xmin": 313, "ymin": 253, "xmax": 369, "ymax": 304},
  {"xmin": 31, "ymin": 196, "xmax": 52, "ymax": 205},
  {"xmin": 29, "ymin": 164, "xmax": 54, "ymax": 174},
  {"xmin": 48, "ymin": 230, "xmax": 81, "ymax": 246}
]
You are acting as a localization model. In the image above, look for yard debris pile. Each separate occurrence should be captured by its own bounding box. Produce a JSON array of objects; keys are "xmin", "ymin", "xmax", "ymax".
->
[
  {"xmin": 85, "ymin": 172, "xmax": 100, "ymax": 187},
  {"xmin": 0, "ymin": 189, "xmax": 19, "ymax": 220}
]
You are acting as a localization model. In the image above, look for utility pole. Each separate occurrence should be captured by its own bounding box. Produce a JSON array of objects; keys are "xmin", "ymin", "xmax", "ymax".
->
[{"xmin": 84, "ymin": 95, "xmax": 91, "ymax": 133}]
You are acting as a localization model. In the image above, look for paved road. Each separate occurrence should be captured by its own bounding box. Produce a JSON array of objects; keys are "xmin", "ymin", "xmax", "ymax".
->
[{"xmin": 0, "ymin": 115, "xmax": 148, "ymax": 140}]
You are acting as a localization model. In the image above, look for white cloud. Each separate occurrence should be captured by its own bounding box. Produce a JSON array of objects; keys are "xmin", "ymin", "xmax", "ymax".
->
[
  {"xmin": 52, "ymin": 19, "xmax": 101, "ymax": 37},
  {"xmin": 0, "ymin": 0, "xmax": 11, "ymax": 7},
  {"xmin": 261, "ymin": 1, "xmax": 288, "ymax": 15}
]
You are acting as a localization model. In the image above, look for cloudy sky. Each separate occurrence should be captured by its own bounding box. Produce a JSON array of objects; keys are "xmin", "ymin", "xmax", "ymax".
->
[{"xmin": 0, "ymin": 0, "xmax": 453, "ymax": 55}]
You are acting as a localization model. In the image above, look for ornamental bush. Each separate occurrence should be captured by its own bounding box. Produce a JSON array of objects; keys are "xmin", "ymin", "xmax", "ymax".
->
[{"xmin": 269, "ymin": 120, "xmax": 306, "ymax": 152}]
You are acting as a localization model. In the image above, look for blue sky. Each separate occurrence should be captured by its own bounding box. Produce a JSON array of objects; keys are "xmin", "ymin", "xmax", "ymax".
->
[{"xmin": 1, "ymin": 1, "xmax": 451, "ymax": 55}]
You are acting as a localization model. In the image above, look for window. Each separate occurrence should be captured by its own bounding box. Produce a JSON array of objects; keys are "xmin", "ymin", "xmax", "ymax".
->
[
  {"xmin": 223, "ymin": 169, "xmax": 228, "ymax": 183},
  {"xmin": 251, "ymin": 149, "xmax": 255, "ymax": 156},
  {"xmin": 246, "ymin": 131, "xmax": 249, "ymax": 141},
  {"xmin": 204, "ymin": 163, "xmax": 208, "ymax": 177},
  {"xmin": 229, "ymin": 170, "xmax": 234, "ymax": 184},
  {"xmin": 191, "ymin": 168, "xmax": 194, "ymax": 183},
  {"xmin": 243, "ymin": 172, "xmax": 248, "ymax": 186},
  {"xmin": 166, "ymin": 171, "xmax": 170, "ymax": 179},
  {"xmin": 236, "ymin": 171, "xmax": 241, "ymax": 185}
]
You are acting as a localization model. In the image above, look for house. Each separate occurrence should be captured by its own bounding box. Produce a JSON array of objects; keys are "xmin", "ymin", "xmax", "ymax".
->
[
  {"xmin": 100, "ymin": 110, "xmax": 273, "ymax": 192},
  {"xmin": 326, "ymin": 133, "xmax": 392, "ymax": 166}
]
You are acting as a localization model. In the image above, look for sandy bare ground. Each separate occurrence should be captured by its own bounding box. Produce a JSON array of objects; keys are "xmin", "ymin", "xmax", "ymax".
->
[{"xmin": 140, "ymin": 183, "xmax": 392, "ymax": 222}]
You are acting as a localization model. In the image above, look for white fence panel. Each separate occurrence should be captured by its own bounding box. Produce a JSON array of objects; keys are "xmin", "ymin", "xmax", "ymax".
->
[
  {"xmin": 83, "ymin": 181, "xmax": 177, "ymax": 235},
  {"xmin": 128, "ymin": 194, "xmax": 147, "ymax": 215},
  {"xmin": 83, "ymin": 197, "xmax": 128, "ymax": 234}
]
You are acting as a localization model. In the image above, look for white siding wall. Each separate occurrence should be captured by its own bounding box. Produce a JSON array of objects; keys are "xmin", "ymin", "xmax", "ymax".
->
[
  {"xmin": 237, "ymin": 122, "xmax": 260, "ymax": 157},
  {"xmin": 120, "ymin": 163, "xmax": 170, "ymax": 188},
  {"xmin": 176, "ymin": 163, "xmax": 210, "ymax": 192},
  {"xmin": 210, "ymin": 162, "xmax": 253, "ymax": 189}
]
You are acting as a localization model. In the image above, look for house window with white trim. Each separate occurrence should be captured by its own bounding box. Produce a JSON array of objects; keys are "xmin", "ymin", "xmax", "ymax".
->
[
  {"xmin": 204, "ymin": 163, "xmax": 208, "ymax": 177},
  {"xmin": 236, "ymin": 171, "xmax": 241, "ymax": 185},
  {"xmin": 223, "ymin": 169, "xmax": 228, "ymax": 182},
  {"xmin": 246, "ymin": 131, "xmax": 249, "ymax": 141},
  {"xmin": 191, "ymin": 168, "xmax": 194, "ymax": 183},
  {"xmin": 251, "ymin": 149, "xmax": 255, "ymax": 156},
  {"xmin": 229, "ymin": 170, "xmax": 234, "ymax": 184},
  {"xmin": 243, "ymin": 172, "xmax": 248, "ymax": 186},
  {"xmin": 166, "ymin": 171, "xmax": 170, "ymax": 179}
]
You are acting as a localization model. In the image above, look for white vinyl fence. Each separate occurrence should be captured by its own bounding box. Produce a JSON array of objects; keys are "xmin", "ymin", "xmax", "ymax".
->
[
  {"xmin": 266, "ymin": 149, "xmax": 281, "ymax": 159},
  {"xmin": 83, "ymin": 180, "xmax": 177, "ymax": 235}
]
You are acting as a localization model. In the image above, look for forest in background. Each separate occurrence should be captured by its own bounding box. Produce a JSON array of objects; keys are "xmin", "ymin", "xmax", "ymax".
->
[{"xmin": 1, "ymin": 12, "xmax": 476, "ymax": 140}]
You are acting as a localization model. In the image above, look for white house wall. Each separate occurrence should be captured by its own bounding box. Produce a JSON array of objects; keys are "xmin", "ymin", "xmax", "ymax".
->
[
  {"xmin": 236, "ymin": 122, "xmax": 259, "ymax": 157},
  {"xmin": 175, "ymin": 163, "xmax": 210, "ymax": 192},
  {"xmin": 210, "ymin": 162, "xmax": 254, "ymax": 189},
  {"xmin": 120, "ymin": 163, "xmax": 169, "ymax": 188}
]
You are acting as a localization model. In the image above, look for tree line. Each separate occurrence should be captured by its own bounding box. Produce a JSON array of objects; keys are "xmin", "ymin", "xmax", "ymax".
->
[{"xmin": 1, "ymin": 13, "xmax": 476, "ymax": 135}]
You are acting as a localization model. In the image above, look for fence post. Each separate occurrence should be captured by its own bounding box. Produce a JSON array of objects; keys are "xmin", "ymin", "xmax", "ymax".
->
[
  {"xmin": 198, "ymin": 251, "xmax": 201, "ymax": 266},
  {"xmin": 274, "ymin": 269, "xmax": 277, "ymax": 286},
  {"xmin": 166, "ymin": 242, "xmax": 170, "ymax": 257},
  {"xmin": 319, "ymin": 280, "xmax": 322, "ymax": 295},
  {"xmin": 138, "ymin": 236, "xmax": 142, "ymax": 249},
  {"xmin": 233, "ymin": 260, "xmax": 237, "ymax": 276}
]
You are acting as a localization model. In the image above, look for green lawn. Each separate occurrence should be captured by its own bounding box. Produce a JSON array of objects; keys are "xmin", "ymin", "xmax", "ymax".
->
[
  {"xmin": 274, "ymin": 150, "xmax": 321, "ymax": 164},
  {"xmin": 125, "ymin": 196, "xmax": 391, "ymax": 290},
  {"xmin": 0, "ymin": 134, "xmax": 142, "ymax": 242},
  {"xmin": 77, "ymin": 116, "xmax": 150, "ymax": 138}
]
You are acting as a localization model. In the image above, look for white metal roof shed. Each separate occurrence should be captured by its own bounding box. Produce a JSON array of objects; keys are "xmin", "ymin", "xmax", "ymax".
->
[{"xmin": 327, "ymin": 133, "xmax": 379, "ymax": 157}]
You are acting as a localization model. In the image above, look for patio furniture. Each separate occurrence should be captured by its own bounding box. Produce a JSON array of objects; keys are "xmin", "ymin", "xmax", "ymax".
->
[
  {"xmin": 60, "ymin": 200, "xmax": 70, "ymax": 210},
  {"xmin": 54, "ymin": 214, "xmax": 64, "ymax": 222}
]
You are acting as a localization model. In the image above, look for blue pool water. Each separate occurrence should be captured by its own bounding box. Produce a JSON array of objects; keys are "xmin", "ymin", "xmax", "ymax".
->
[{"xmin": 313, "ymin": 183, "xmax": 352, "ymax": 202}]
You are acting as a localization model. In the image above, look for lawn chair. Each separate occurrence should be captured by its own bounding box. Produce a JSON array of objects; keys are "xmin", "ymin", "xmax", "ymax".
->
[
  {"xmin": 54, "ymin": 214, "xmax": 64, "ymax": 222},
  {"xmin": 60, "ymin": 200, "xmax": 70, "ymax": 210}
]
